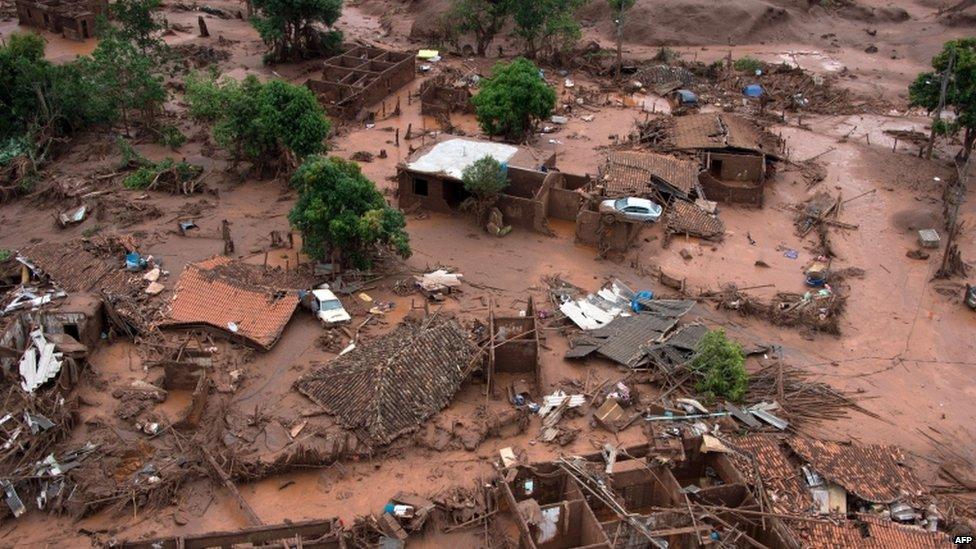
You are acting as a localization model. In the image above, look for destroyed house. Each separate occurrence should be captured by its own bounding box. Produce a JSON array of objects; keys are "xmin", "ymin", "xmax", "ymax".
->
[
  {"xmin": 499, "ymin": 438, "xmax": 793, "ymax": 549},
  {"xmin": 306, "ymin": 45, "xmax": 416, "ymax": 119},
  {"xmin": 295, "ymin": 319, "xmax": 477, "ymax": 447},
  {"xmin": 398, "ymin": 138, "xmax": 590, "ymax": 233},
  {"xmin": 16, "ymin": 236, "xmax": 152, "ymax": 334},
  {"xmin": 14, "ymin": 0, "xmax": 104, "ymax": 40},
  {"xmin": 160, "ymin": 256, "xmax": 303, "ymax": 350},
  {"xmin": 732, "ymin": 434, "xmax": 927, "ymax": 515},
  {"xmin": 598, "ymin": 151, "xmax": 702, "ymax": 201},
  {"xmin": 667, "ymin": 113, "xmax": 785, "ymax": 206}
]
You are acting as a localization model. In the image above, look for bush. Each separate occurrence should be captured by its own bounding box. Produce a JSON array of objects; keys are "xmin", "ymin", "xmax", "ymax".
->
[
  {"xmin": 462, "ymin": 155, "xmax": 507, "ymax": 198},
  {"xmin": 653, "ymin": 46, "xmax": 679, "ymax": 64},
  {"xmin": 156, "ymin": 124, "xmax": 186, "ymax": 149},
  {"xmin": 471, "ymin": 57, "xmax": 556, "ymax": 140},
  {"xmin": 690, "ymin": 329, "xmax": 748, "ymax": 402},
  {"xmin": 733, "ymin": 56, "xmax": 764, "ymax": 73},
  {"xmin": 123, "ymin": 158, "xmax": 202, "ymax": 189}
]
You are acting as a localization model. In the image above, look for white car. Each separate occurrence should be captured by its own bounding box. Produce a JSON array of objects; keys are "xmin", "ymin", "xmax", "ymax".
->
[
  {"xmin": 599, "ymin": 197, "xmax": 663, "ymax": 223},
  {"xmin": 307, "ymin": 286, "xmax": 351, "ymax": 326}
]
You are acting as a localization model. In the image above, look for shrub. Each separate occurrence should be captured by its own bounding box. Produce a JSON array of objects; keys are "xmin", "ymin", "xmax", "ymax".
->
[
  {"xmin": 690, "ymin": 329, "xmax": 748, "ymax": 402},
  {"xmin": 733, "ymin": 56, "xmax": 764, "ymax": 73}
]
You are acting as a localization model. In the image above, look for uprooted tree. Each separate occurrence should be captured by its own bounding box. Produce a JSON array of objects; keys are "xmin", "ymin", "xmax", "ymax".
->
[
  {"xmin": 689, "ymin": 329, "xmax": 748, "ymax": 402},
  {"xmin": 909, "ymin": 38, "xmax": 976, "ymax": 161},
  {"xmin": 289, "ymin": 156, "xmax": 411, "ymax": 268},
  {"xmin": 449, "ymin": 0, "xmax": 513, "ymax": 56},
  {"xmin": 472, "ymin": 57, "xmax": 556, "ymax": 141},
  {"xmin": 185, "ymin": 73, "xmax": 331, "ymax": 176},
  {"xmin": 250, "ymin": 0, "xmax": 344, "ymax": 63},
  {"xmin": 461, "ymin": 155, "xmax": 508, "ymax": 222}
]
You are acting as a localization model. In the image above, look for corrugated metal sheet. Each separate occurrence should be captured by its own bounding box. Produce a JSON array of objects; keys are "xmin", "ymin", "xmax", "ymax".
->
[
  {"xmin": 295, "ymin": 320, "xmax": 476, "ymax": 447},
  {"xmin": 786, "ymin": 437, "xmax": 926, "ymax": 504}
]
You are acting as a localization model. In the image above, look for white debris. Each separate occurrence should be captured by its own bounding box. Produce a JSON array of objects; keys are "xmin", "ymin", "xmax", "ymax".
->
[
  {"xmin": 416, "ymin": 269, "xmax": 463, "ymax": 292},
  {"xmin": 537, "ymin": 390, "xmax": 585, "ymax": 416},
  {"xmin": 19, "ymin": 329, "xmax": 64, "ymax": 394}
]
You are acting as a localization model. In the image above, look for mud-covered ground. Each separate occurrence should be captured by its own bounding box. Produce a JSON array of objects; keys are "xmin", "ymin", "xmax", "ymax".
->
[{"xmin": 0, "ymin": 0, "xmax": 973, "ymax": 545}]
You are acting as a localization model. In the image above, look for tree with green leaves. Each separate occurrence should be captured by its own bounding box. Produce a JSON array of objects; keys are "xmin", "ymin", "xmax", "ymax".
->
[
  {"xmin": 471, "ymin": 58, "xmax": 556, "ymax": 141},
  {"xmin": 461, "ymin": 154, "xmax": 507, "ymax": 221},
  {"xmin": 107, "ymin": 0, "xmax": 166, "ymax": 54},
  {"xmin": 185, "ymin": 73, "xmax": 331, "ymax": 175},
  {"xmin": 449, "ymin": 0, "xmax": 513, "ymax": 57},
  {"xmin": 81, "ymin": 35, "xmax": 166, "ymax": 133},
  {"xmin": 250, "ymin": 0, "xmax": 343, "ymax": 63},
  {"xmin": 909, "ymin": 38, "xmax": 976, "ymax": 161},
  {"xmin": 511, "ymin": 0, "xmax": 584, "ymax": 59},
  {"xmin": 289, "ymin": 156, "xmax": 410, "ymax": 268},
  {"xmin": 608, "ymin": 0, "xmax": 635, "ymax": 80},
  {"xmin": 689, "ymin": 329, "xmax": 748, "ymax": 402}
]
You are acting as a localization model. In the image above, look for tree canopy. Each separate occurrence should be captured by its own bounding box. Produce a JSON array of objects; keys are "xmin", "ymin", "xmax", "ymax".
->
[
  {"xmin": 462, "ymin": 155, "xmax": 508, "ymax": 198},
  {"xmin": 690, "ymin": 329, "xmax": 748, "ymax": 402},
  {"xmin": 185, "ymin": 73, "xmax": 331, "ymax": 174},
  {"xmin": 251, "ymin": 0, "xmax": 343, "ymax": 63},
  {"xmin": 107, "ymin": 0, "xmax": 166, "ymax": 54},
  {"xmin": 288, "ymin": 156, "xmax": 410, "ymax": 267},
  {"xmin": 449, "ymin": 0, "xmax": 513, "ymax": 56},
  {"xmin": 511, "ymin": 0, "xmax": 584, "ymax": 59},
  {"xmin": 909, "ymin": 38, "xmax": 976, "ymax": 160},
  {"xmin": 471, "ymin": 57, "xmax": 556, "ymax": 140}
]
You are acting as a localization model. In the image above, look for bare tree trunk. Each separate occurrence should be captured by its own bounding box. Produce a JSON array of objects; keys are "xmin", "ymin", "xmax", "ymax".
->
[
  {"xmin": 927, "ymin": 49, "xmax": 955, "ymax": 160},
  {"xmin": 615, "ymin": 4, "xmax": 624, "ymax": 80}
]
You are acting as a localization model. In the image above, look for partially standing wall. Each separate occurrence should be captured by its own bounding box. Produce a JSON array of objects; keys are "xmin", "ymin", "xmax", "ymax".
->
[{"xmin": 306, "ymin": 46, "xmax": 416, "ymax": 119}]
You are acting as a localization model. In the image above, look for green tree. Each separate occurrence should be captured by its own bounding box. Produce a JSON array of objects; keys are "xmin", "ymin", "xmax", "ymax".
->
[
  {"xmin": 909, "ymin": 39, "xmax": 976, "ymax": 161},
  {"xmin": 250, "ymin": 0, "xmax": 343, "ymax": 63},
  {"xmin": 461, "ymin": 154, "xmax": 507, "ymax": 220},
  {"xmin": 185, "ymin": 73, "xmax": 331, "ymax": 174},
  {"xmin": 450, "ymin": 0, "xmax": 512, "ymax": 57},
  {"xmin": 471, "ymin": 57, "xmax": 556, "ymax": 140},
  {"xmin": 512, "ymin": 0, "xmax": 583, "ymax": 59},
  {"xmin": 689, "ymin": 329, "xmax": 748, "ymax": 402},
  {"xmin": 288, "ymin": 156, "xmax": 410, "ymax": 267},
  {"xmin": 81, "ymin": 35, "xmax": 166, "ymax": 133},
  {"xmin": 107, "ymin": 0, "xmax": 165, "ymax": 54},
  {"xmin": 608, "ymin": 0, "xmax": 635, "ymax": 80}
]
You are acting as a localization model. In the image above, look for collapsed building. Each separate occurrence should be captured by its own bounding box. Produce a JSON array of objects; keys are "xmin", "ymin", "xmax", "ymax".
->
[
  {"xmin": 14, "ymin": 0, "xmax": 105, "ymax": 40},
  {"xmin": 638, "ymin": 113, "xmax": 785, "ymax": 206},
  {"xmin": 160, "ymin": 256, "xmax": 312, "ymax": 351},
  {"xmin": 306, "ymin": 45, "xmax": 416, "ymax": 119}
]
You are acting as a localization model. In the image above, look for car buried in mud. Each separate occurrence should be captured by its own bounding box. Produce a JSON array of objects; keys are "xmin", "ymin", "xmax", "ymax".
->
[{"xmin": 303, "ymin": 285, "xmax": 352, "ymax": 326}]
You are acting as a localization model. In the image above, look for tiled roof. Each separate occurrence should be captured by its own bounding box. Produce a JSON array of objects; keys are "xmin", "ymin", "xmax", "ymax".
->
[
  {"xmin": 19, "ymin": 238, "xmax": 138, "ymax": 295},
  {"xmin": 160, "ymin": 256, "xmax": 300, "ymax": 350},
  {"xmin": 601, "ymin": 152, "xmax": 700, "ymax": 197},
  {"xmin": 295, "ymin": 320, "xmax": 477, "ymax": 447},
  {"xmin": 590, "ymin": 314, "xmax": 677, "ymax": 368},
  {"xmin": 664, "ymin": 323, "xmax": 709, "ymax": 351},
  {"xmin": 729, "ymin": 434, "xmax": 813, "ymax": 514},
  {"xmin": 786, "ymin": 437, "xmax": 927, "ymax": 504},
  {"xmin": 666, "ymin": 200, "xmax": 725, "ymax": 240},
  {"xmin": 670, "ymin": 113, "xmax": 783, "ymax": 158},
  {"xmin": 786, "ymin": 515, "xmax": 951, "ymax": 549}
]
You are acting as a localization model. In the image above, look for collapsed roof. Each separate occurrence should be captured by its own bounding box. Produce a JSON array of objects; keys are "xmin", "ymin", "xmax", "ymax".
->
[
  {"xmin": 669, "ymin": 113, "xmax": 784, "ymax": 159},
  {"xmin": 599, "ymin": 151, "xmax": 701, "ymax": 199},
  {"xmin": 786, "ymin": 514, "xmax": 948, "ymax": 549},
  {"xmin": 295, "ymin": 319, "xmax": 477, "ymax": 447},
  {"xmin": 786, "ymin": 437, "xmax": 926, "ymax": 504},
  {"xmin": 160, "ymin": 257, "xmax": 302, "ymax": 350}
]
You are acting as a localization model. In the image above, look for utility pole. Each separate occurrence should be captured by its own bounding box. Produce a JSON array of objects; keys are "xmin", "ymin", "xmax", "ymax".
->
[
  {"xmin": 927, "ymin": 48, "xmax": 955, "ymax": 160},
  {"xmin": 614, "ymin": 2, "xmax": 624, "ymax": 81}
]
